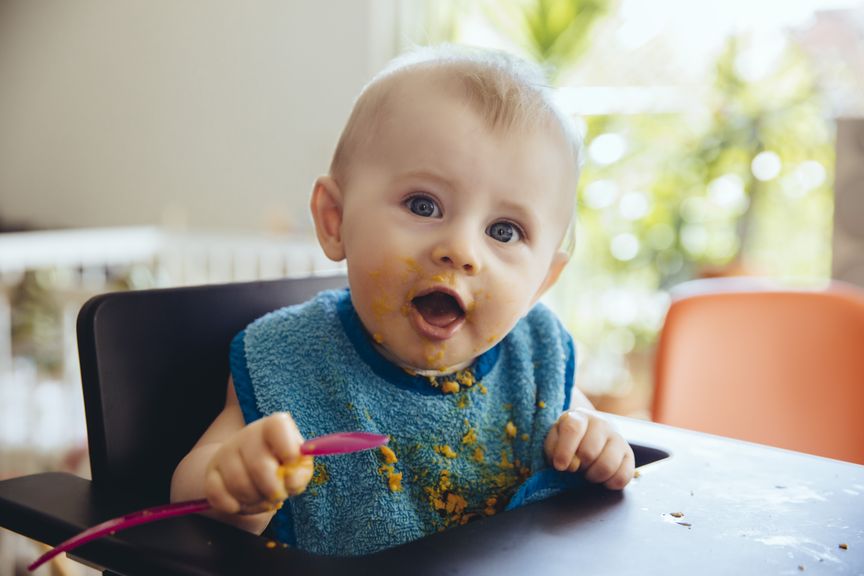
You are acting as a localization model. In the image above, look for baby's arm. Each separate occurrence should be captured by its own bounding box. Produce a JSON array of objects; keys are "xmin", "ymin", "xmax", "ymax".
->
[
  {"xmin": 170, "ymin": 377, "xmax": 313, "ymax": 535},
  {"xmin": 543, "ymin": 389, "xmax": 635, "ymax": 490}
]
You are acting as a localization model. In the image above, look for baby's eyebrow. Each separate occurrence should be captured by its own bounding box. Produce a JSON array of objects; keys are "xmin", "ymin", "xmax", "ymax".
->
[
  {"xmin": 395, "ymin": 169, "xmax": 454, "ymax": 189},
  {"xmin": 496, "ymin": 199, "xmax": 538, "ymax": 228}
]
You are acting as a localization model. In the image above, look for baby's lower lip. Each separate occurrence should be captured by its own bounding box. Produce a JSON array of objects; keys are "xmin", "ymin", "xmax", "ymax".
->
[{"xmin": 408, "ymin": 306, "xmax": 465, "ymax": 341}]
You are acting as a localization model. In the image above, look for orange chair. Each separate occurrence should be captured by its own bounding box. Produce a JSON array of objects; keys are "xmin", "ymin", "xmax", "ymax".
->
[{"xmin": 652, "ymin": 277, "xmax": 864, "ymax": 464}]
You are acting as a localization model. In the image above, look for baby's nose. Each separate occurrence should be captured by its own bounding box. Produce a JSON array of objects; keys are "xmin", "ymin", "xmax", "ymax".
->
[{"xmin": 433, "ymin": 242, "xmax": 480, "ymax": 275}]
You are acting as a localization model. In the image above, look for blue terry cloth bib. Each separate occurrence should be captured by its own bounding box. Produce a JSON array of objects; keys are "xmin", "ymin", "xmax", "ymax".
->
[{"xmin": 231, "ymin": 289, "xmax": 583, "ymax": 556}]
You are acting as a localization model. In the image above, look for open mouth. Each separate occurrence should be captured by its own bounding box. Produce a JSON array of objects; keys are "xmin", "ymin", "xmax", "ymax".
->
[{"xmin": 410, "ymin": 289, "xmax": 466, "ymax": 339}]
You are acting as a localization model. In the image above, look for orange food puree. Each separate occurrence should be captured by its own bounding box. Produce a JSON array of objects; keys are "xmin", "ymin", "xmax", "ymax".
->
[
  {"xmin": 378, "ymin": 464, "xmax": 403, "ymax": 492},
  {"xmin": 378, "ymin": 446, "xmax": 402, "ymax": 492},
  {"xmin": 379, "ymin": 445, "xmax": 398, "ymax": 464},
  {"xmin": 461, "ymin": 424, "xmax": 477, "ymax": 445},
  {"xmin": 434, "ymin": 445, "xmax": 458, "ymax": 458},
  {"xmin": 441, "ymin": 380, "xmax": 460, "ymax": 394},
  {"xmin": 388, "ymin": 470, "xmax": 403, "ymax": 492}
]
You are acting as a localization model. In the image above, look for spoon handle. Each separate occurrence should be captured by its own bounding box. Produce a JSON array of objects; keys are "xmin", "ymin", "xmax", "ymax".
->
[{"xmin": 28, "ymin": 431, "xmax": 388, "ymax": 571}]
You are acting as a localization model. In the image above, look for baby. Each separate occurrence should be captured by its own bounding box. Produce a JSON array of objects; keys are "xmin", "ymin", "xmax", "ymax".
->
[{"xmin": 171, "ymin": 45, "xmax": 634, "ymax": 555}]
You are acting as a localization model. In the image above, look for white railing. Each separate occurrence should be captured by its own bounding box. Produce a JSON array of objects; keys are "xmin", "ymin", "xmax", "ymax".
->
[{"xmin": 0, "ymin": 226, "xmax": 343, "ymax": 458}]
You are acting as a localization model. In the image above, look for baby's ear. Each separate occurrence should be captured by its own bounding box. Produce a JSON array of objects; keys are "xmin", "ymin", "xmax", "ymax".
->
[
  {"xmin": 531, "ymin": 251, "xmax": 570, "ymax": 305},
  {"xmin": 310, "ymin": 176, "xmax": 346, "ymax": 262}
]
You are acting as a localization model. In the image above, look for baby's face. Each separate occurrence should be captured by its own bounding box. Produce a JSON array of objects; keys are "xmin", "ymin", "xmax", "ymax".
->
[{"xmin": 336, "ymin": 76, "xmax": 575, "ymax": 373}]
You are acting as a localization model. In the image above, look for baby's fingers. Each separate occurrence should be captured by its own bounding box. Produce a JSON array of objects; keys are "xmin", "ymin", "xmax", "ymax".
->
[
  {"xmin": 205, "ymin": 467, "xmax": 242, "ymax": 514},
  {"xmin": 604, "ymin": 450, "xmax": 635, "ymax": 491},
  {"xmin": 584, "ymin": 437, "xmax": 635, "ymax": 489},
  {"xmin": 212, "ymin": 448, "xmax": 271, "ymax": 511},
  {"xmin": 262, "ymin": 412, "xmax": 305, "ymax": 462},
  {"xmin": 546, "ymin": 410, "xmax": 589, "ymax": 471},
  {"xmin": 242, "ymin": 438, "xmax": 289, "ymax": 503}
]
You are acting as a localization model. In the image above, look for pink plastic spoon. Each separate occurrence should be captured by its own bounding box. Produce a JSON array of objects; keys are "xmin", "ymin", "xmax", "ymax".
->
[{"xmin": 28, "ymin": 431, "xmax": 388, "ymax": 571}]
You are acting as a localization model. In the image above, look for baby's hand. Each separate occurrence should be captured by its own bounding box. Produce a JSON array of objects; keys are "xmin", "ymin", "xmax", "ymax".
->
[
  {"xmin": 544, "ymin": 408, "xmax": 634, "ymax": 490},
  {"xmin": 205, "ymin": 412, "xmax": 314, "ymax": 515}
]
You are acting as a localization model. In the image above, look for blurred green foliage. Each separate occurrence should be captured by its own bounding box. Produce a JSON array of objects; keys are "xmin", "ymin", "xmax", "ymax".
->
[
  {"xmin": 429, "ymin": 0, "xmax": 835, "ymax": 397},
  {"xmin": 482, "ymin": 0, "xmax": 612, "ymax": 79}
]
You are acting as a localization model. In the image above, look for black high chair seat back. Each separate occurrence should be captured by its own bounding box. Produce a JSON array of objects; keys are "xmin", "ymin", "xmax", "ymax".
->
[{"xmin": 77, "ymin": 274, "xmax": 347, "ymax": 503}]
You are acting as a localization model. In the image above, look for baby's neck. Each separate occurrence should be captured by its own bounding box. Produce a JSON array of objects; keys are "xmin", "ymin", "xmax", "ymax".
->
[{"xmin": 371, "ymin": 340, "xmax": 473, "ymax": 377}]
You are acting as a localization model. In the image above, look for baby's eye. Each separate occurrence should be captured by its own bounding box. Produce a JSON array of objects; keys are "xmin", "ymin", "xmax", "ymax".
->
[
  {"xmin": 406, "ymin": 195, "xmax": 441, "ymax": 218},
  {"xmin": 486, "ymin": 221, "xmax": 522, "ymax": 244}
]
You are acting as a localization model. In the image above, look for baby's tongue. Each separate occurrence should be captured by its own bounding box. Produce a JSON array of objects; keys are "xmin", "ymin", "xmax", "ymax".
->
[{"xmin": 413, "ymin": 292, "xmax": 463, "ymax": 327}]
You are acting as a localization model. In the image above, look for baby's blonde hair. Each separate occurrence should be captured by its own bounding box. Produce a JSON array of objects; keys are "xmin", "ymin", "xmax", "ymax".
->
[{"xmin": 330, "ymin": 44, "xmax": 582, "ymax": 255}]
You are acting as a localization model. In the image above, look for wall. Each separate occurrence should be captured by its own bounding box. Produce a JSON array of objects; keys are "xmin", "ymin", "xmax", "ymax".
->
[
  {"xmin": 832, "ymin": 117, "xmax": 864, "ymax": 288},
  {"xmin": 0, "ymin": 0, "xmax": 399, "ymax": 234}
]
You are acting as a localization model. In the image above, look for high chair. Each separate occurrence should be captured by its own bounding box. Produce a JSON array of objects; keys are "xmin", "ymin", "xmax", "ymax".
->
[
  {"xmin": 652, "ymin": 277, "xmax": 864, "ymax": 463},
  {"xmin": 0, "ymin": 274, "xmax": 668, "ymax": 575}
]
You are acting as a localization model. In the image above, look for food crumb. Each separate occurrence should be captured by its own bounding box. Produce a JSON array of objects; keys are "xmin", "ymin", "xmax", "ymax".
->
[
  {"xmin": 388, "ymin": 471, "xmax": 403, "ymax": 492},
  {"xmin": 484, "ymin": 496, "xmax": 498, "ymax": 516},
  {"xmin": 505, "ymin": 421, "xmax": 517, "ymax": 438},
  {"xmin": 462, "ymin": 423, "xmax": 477, "ymax": 445},
  {"xmin": 455, "ymin": 370, "xmax": 475, "ymax": 388},
  {"xmin": 798, "ymin": 565, "xmax": 805, "ymax": 571},
  {"xmin": 839, "ymin": 543, "xmax": 848, "ymax": 550},
  {"xmin": 441, "ymin": 380, "xmax": 460, "ymax": 394},
  {"xmin": 633, "ymin": 470, "xmax": 641, "ymax": 478},
  {"xmin": 379, "ymin": 445, "xmax": 398, "ymax": 464},
  {"xmin": 445, "ymin": 493, "xmax": 468, "ymax": 514},
  {"xmin": 438, "ymin": 470, "xmax": 452, "ymax": 491},
  {"xmin": 434, "ymin": 445, "xmax": 458, "ymax": 459},
  {"xmin": 670, "ymin": 512, "xmax": 684, "ymax": 518},
  {"xmin": 266, "ymin": 541, "xmax": 277, "ymax": 549},
  {"xmin": 538, "ymin": 400, "xmax": 546, "ymax": 408}
]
